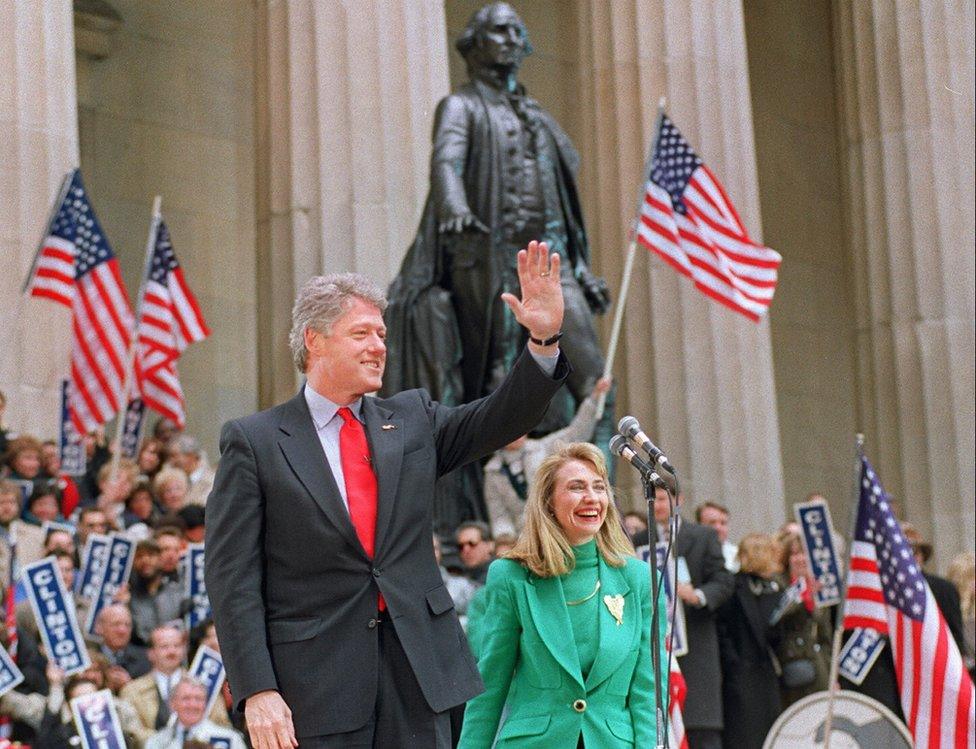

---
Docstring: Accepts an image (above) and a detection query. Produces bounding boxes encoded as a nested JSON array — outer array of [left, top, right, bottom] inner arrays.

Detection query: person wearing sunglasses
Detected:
[[456, 522, 495, 586]]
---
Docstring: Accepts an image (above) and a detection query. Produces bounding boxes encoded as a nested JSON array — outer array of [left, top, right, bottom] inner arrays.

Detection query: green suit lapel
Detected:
[[585, 558, 639, 691], [525, 574, 584, 688]]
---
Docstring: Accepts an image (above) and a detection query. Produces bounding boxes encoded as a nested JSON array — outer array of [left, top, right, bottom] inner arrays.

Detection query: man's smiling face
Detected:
[[305, 297, 387, 405]]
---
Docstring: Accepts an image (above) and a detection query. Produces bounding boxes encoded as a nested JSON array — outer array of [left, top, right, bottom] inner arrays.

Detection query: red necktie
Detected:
[[337, 407, 383, 610]]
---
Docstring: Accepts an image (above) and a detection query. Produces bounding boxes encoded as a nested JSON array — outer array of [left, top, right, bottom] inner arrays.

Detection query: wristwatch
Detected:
[[528, 331, 563, 347]]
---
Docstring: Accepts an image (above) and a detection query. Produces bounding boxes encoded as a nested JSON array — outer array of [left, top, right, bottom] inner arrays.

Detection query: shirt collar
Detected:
[[303, 383, 363, 431]]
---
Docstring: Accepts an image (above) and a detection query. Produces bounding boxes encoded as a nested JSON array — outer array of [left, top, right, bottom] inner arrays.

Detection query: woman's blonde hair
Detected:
[[506, 442, 634, 578], [738, 533, 781, 578], [152, 466, 188, 497], [947, 551, 975, 620]]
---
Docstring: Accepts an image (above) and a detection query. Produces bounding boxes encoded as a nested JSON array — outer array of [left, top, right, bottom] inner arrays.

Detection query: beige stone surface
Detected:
[[0, 1, 78, 442], [833, 0, 975, 567], [254, 0, 450, 406], [743, 0, 859, 521], [74, 0, 257, 455]]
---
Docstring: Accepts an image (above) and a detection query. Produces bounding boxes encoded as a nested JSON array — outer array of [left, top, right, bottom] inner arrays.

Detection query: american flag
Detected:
[[636, 113, 782, 321], [135, 219, 209, 427], [667, 656, 687, 749], [843, 454, 975, 747], [26, 170, 134, 433]]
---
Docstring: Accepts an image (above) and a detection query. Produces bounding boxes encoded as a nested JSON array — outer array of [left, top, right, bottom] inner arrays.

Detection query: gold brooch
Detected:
[[603, 594, 625, 626]]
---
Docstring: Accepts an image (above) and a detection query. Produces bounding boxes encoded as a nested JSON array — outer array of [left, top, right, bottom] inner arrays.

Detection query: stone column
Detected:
[[0, 1, 79, 440], [575, 0, 786, 527], [834, 0, 975, 565], [255, 0, 450, 406]]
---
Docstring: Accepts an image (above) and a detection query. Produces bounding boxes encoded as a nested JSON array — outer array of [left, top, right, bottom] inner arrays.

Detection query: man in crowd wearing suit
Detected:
[[146, 678, 246, 749], [634, 487, 734, 749], [205, 241, 568, 748], [120, 623, 230, 743], [93, 603, 150, 691]]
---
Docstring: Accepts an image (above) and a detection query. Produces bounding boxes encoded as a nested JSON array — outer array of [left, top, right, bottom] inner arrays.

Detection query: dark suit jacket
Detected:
[[104, 643, 151, 679], [717, 573, 783, 748], [205, 348, 568, 738], [636, 520, 734, 730]]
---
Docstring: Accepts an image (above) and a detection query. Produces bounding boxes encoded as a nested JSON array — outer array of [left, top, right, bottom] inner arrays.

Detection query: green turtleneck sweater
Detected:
[[560, 538, 600, 678]]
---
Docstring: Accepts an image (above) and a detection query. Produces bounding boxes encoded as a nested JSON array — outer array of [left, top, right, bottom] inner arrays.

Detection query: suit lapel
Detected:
[[525, 575, 583, 687], [276, 391, 366, 557], [360, 397, 402, 556], [585, 558, 638, 690]]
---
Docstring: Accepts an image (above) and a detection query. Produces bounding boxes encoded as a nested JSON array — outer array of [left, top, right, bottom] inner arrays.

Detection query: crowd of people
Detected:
[[0, 389, 247, 748]]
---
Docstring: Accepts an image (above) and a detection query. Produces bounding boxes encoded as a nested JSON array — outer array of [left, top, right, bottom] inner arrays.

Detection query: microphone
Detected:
[[608, 435, 665, 488], [617, 416, 676, 475]]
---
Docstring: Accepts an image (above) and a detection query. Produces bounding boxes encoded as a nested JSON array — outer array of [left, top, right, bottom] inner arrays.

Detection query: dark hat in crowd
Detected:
[[178, 504, 205, 530]]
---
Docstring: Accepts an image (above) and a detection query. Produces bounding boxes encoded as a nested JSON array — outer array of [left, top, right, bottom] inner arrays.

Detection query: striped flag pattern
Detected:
[[26, 170, 135, 433], [667, 655, 688, 749], [136, 219, 209, 427], [843, 454, 975, 748], [637, 113, 782, 321]]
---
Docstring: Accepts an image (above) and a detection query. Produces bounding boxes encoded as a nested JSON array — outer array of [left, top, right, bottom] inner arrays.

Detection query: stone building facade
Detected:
[[2, 0, 972, 566]]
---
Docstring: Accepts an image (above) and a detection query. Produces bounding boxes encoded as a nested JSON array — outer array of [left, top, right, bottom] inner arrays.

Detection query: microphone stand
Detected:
[[644, 471, 668, 749]]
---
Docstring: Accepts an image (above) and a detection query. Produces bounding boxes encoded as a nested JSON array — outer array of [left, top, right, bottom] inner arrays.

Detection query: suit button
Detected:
[[372, 568, 382, 577], [572, 699, 586, 713], [367, 618, 378, 629]]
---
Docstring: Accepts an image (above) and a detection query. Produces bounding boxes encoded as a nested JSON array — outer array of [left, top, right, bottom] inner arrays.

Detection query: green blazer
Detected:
[[458, 554, 665, 748]]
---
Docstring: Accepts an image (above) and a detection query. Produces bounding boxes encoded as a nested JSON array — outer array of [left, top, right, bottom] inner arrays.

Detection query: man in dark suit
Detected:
[[93, 603, 151, 690], [205, 241, 568, 748], [633, 487, 734, 749]]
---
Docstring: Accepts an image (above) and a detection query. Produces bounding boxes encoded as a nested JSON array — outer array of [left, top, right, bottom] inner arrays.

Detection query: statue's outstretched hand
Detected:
[[502, 241, 565, 352], [439, 210, 489, 235]]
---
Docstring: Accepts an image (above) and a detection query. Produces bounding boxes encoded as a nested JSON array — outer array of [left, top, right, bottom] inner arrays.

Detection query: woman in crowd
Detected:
[[459, 442, 661, 748], [773, 528, 833, 707], [23, 486, 64, 526], [3, 435, 48, 495], [39, 439, 81, 518], [136, 437, 165, 481], [947, 551, 976, 681], [121, 479, 159, 531], [153, 466, 188, 513], [94, 459, 139, 527], [717, 532, 783, 749]]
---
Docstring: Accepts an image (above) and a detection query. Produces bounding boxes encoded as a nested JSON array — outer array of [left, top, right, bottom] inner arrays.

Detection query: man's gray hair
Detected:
[[170, 434, 201, 456], [289, 273, 388, 372], [171, 675, 208, 701]]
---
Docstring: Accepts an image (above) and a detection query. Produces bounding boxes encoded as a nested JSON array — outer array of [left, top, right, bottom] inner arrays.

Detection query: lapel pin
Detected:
[[381, 424, 397, 430], [603, 594, 625, 626]]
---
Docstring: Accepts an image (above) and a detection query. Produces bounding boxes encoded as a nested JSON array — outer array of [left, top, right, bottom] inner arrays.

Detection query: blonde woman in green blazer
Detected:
[[459, 442, 664, 748]]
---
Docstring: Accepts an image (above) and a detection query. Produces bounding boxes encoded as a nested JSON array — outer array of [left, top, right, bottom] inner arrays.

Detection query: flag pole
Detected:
[[822, 432, 866, 748], [21, 169, 76, 294], [108, 195, 162, 481], [596, 97, 667, 419]]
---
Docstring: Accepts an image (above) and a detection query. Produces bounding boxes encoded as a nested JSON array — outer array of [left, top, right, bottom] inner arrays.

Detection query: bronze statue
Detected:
[[384, 2, 614, 530]]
